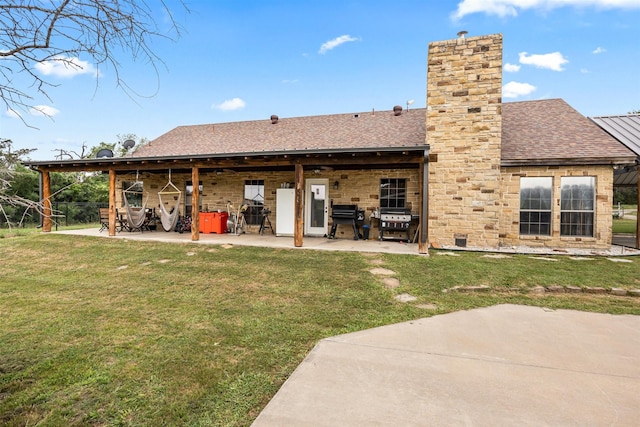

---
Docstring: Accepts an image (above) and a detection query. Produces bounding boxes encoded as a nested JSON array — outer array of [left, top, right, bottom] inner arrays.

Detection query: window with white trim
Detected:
[[560, 176, 595, 237], [244, 180, 264, 225], [185, 181, 203, 217], [380, 178, 406, 209], [519, 177, 552, 236]]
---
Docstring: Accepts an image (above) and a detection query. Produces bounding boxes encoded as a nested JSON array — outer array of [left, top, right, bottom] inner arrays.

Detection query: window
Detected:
[[519, 177, 552, 236], [560, 177, 595, 237], [185, 181, 203, 217], [380, 178, 406, 209], [243, 180, 264, 225], [122, 181, 143, 207]]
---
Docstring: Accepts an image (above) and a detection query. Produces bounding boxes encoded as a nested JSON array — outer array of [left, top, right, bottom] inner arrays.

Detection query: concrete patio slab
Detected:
[[53, 227, 640, 256], [252, 304, 640, 426], [53, 227, 425, 255]]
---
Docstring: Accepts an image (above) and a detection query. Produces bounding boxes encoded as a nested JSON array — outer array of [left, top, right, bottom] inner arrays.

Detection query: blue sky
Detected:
[[3, 0, 640, 160]]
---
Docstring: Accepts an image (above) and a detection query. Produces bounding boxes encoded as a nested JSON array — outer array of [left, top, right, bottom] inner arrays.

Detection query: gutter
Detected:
[[501, 157, 638, 167], [23, 145, 431, 169]]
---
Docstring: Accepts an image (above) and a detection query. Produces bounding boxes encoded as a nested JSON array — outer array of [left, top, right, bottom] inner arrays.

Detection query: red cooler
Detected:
[[200, 212, 215, 233], [212, 212, 229, 234]]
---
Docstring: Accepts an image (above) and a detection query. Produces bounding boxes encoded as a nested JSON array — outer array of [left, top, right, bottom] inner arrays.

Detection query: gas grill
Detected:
[[328, 204, 364, 240], [379, 208, 412, 241]]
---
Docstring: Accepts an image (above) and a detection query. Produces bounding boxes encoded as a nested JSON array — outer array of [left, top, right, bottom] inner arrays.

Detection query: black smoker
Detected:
[[328, 204, 364, 240], [379, 207, 412, 241]]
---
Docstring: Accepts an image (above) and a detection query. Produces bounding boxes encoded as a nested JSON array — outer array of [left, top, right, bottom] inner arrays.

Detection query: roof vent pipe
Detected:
[[270, 114, 279, 124], [393, 105, 403, 116], [457, 30, 468, 39]]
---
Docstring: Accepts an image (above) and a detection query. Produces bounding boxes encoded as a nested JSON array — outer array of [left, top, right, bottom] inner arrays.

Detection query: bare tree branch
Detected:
[[0, 0, 188, 121]]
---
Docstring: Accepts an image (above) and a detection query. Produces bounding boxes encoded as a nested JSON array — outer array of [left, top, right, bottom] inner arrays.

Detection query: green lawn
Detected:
[[612, 204, 637, 233], [1, 234, 639, 426], [613, 218, 637, 234]]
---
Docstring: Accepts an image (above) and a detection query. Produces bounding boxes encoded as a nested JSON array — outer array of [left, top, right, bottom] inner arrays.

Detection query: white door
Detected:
[[305, 179, 329, 236]]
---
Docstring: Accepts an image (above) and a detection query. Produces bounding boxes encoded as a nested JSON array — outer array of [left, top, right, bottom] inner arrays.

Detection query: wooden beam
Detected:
[[29, 151, 425, 173], [294, 163, 304, 247], [109, 170, 117, 236], [42, 170, 51, 233], [191, 167, 200, 241]]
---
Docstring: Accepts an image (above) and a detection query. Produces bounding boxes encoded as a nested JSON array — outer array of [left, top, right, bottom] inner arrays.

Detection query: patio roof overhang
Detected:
[[500, 156, 638, 168], [24, 145, 431, 174]]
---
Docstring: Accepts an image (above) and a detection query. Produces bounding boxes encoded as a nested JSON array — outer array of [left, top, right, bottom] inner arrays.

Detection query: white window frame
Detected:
[[560, 176, 595, 237], [519, 177, 553, 236]]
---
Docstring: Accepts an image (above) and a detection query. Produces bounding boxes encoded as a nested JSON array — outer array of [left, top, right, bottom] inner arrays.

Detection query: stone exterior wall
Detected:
[[116, 168, 420, 238], [426, 33, 503, 249], [499, 165, 615, 249]]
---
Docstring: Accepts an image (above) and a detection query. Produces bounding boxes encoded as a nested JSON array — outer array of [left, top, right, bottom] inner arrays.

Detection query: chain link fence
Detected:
[[0, 201, 109, 230]]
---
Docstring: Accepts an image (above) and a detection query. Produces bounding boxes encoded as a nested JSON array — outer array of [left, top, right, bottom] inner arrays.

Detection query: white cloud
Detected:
[[519, 51, 568, 71], [29, 105, 60, 117], [504, 63, 521, 72], [580, 68, 590, 73], [5, 109, 20, 119], [35, 56, 96, 78], [212, 98, 246, 111], [452, 0, 640, 20], [592, 46, 606, 54], [503, 81, 536, 98], [319, 35, 359, 54]]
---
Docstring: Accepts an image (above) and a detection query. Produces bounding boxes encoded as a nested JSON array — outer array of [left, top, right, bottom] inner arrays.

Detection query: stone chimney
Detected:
[[426, 33, 503, 248]]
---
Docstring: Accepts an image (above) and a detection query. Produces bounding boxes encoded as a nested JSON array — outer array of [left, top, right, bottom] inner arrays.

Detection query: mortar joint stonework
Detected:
[[427, 33, 503, 249]]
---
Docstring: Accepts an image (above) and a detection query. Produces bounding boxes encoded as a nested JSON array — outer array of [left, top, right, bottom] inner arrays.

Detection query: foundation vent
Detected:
[[454, 234, 468, 247]]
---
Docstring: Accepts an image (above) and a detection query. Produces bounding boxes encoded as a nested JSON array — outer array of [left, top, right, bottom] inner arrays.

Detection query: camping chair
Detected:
[[158, 171, 182, 232], [98, 208, 109, 232]]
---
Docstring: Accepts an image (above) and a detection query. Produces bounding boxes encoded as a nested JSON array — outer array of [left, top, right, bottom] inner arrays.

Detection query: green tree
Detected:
[[0, 138, 39, 227]]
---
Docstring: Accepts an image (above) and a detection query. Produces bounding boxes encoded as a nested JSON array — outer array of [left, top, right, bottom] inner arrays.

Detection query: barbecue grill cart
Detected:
[[378, 208, 412, 241], [328, 205, 364, 240]]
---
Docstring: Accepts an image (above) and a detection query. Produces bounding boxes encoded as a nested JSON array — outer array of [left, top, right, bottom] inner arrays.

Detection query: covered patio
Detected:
[[26, 145, 431, 254]]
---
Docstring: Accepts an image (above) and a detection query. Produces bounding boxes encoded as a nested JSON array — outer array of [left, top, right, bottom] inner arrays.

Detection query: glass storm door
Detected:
[[305, 179, 329, 236]]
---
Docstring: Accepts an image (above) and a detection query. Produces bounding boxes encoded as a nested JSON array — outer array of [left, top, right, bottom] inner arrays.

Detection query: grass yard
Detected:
[[612, 204, 638, 234], [613, 218, 638, 234], [1, 234, 639, 426]]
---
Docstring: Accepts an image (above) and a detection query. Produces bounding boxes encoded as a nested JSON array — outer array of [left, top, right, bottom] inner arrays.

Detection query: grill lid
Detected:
[[380, 207, 411, 215]]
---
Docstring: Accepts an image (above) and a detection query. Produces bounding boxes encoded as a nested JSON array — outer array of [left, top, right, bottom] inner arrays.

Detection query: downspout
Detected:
[[419, 147, 430, 254]]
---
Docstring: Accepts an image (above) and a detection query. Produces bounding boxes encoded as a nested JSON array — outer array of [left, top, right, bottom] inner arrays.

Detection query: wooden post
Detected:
[[42, 170, 52, 233], [191, 167, 200, 241], [109, 169, 117, 236], [294, 163, 304, 247], [418, 149, 429, 254]]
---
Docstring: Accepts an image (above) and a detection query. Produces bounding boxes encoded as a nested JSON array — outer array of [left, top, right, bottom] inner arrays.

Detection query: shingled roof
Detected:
[[132, 99, 635, 166], [133, 108, 428, 158], [501, 99, 635, 165]]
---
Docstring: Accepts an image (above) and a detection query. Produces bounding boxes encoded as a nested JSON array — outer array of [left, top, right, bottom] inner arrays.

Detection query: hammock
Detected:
[[158, 178, 182, 232], [122, 181, 148, 231]]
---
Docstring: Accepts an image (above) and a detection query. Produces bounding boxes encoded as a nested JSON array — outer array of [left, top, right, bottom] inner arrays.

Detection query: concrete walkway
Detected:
[[252, 304, 640, 426]]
